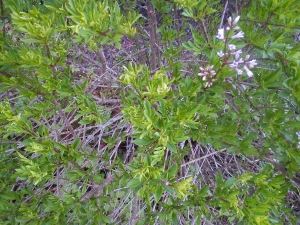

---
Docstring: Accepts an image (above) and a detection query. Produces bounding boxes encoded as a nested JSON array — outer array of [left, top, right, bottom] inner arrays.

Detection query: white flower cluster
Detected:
[[228, 53, 257, 77], [216, 16, 257, 77], [198, 65, 217, 88], [297, 132, 300, 148]]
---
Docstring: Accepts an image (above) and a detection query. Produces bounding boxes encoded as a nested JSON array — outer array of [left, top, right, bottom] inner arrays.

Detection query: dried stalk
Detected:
[[130, 195, 139, 225], [92, 95, 120, 105], [200, 19, 210, 43], [80, 174, 115, 202], [173, 4, 182, 46], [146, 1, 160, 70], [181, 148, 227, 167], [219, 0, 229, 29], [95, 48, 107, 74], [134, 33, 147, 65]]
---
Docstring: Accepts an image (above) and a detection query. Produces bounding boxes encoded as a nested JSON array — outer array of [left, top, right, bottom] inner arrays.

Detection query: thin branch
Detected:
[[173, 4, 182, 46], [219, 0, 228, 29], [181, 148, 227, 167], [92, 95, 120, 105], [95, 48, 107, 74], [130, 195, 139, 225], [200, 19, 210, 43], [80, 174, 115, 202], [146, 1, 160, 70], [265, 157, 300, 189]]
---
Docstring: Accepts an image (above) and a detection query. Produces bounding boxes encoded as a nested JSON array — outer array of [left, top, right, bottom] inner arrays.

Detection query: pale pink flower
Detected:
[[198, 66, 217, 87], [236, 68, 243, 75], [244, 66, 253, 77], [228, 44, 236, 50], [227, 16, 241, 30], [229, 61, 239, 68], [233, 16, 240, 25], [227, 17, 232, 25], [215, 16, 258, 77], [232, 49, 243, 59], [248, 59, 257, 68], [216, 28, 225, 40], [217, 50, 224, 57], [231, 31, 244, 39]]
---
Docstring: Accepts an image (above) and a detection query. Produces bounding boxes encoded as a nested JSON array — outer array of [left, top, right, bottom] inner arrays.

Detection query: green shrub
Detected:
[[0, 0, 300, 224]]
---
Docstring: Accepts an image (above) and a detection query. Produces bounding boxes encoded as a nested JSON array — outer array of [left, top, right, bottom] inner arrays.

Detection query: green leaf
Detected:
[[171, 211, 178, 224], [72, 138, 81, 150], [102, 215, 111, 223], [119, 174, 129, 185], [54, 142, 68, 152], [167, 164, 178, 178], [173, 136, 189, 142], [143, 99, 151, 114], [224, 177, 235, 188], [215, 173, 223, 185], [154, 185, 163, 202], [198, 185, 210, 197], [37, 125, 48, 137], [145, 154, 151, 166], [164, 185, 175, 194], [167, 142, 177, 152], [127, 179, 141, 188], [133, 139, 154, 146]]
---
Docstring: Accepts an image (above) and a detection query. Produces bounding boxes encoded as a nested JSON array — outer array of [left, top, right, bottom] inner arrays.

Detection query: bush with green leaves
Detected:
[[0, 0, 300, 224]]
